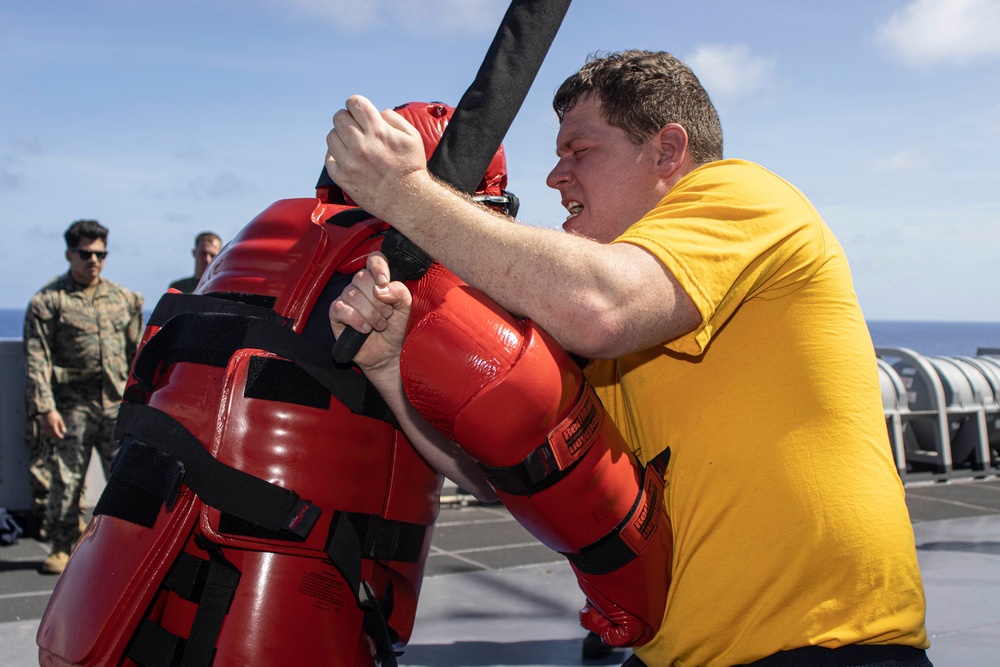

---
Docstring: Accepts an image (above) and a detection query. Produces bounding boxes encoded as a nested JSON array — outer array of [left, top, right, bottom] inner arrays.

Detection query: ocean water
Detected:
[[2, 307, 999, 358]]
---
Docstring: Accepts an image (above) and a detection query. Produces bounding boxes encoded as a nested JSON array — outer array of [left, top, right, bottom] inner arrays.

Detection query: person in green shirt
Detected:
[[168, 231, 222, 293]]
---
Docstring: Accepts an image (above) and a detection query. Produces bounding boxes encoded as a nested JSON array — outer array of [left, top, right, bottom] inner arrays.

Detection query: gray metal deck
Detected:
[[3, 479, 1000, 666]]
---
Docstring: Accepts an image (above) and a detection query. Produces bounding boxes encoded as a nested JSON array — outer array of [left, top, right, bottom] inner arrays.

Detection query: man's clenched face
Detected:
[[546, 96, 665, 243]]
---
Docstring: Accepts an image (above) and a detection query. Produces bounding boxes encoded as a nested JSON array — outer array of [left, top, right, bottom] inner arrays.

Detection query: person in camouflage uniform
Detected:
[[23, 219, 144, 575], [167, 230, 222, 293], [22, 413, 51, 538]]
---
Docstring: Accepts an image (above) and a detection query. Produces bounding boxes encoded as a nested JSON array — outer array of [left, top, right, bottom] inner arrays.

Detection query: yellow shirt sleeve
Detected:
[[616, 159, 828, 356]]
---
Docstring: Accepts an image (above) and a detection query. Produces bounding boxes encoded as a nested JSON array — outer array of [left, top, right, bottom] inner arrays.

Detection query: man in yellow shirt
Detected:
[[325, 50, 930, 666]]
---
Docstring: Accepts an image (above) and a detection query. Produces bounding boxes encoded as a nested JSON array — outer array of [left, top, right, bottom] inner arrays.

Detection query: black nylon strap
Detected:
[[563, 447, 671, 576], [180, 541, 242, 667], [358, 581, 399, 667], [163, 552, 211, 602], [323, 206, 373, 228], [327, 512, 365, 598], [95, 437, 185, 527], [323, 511, 429, 596], [479, 443, 574, 497], [243, 356, 331, 409], [148, 291, 281, 328], [338, 512, 428, 564], [113, 402, 321, 539], [563, 484, 646, 575], [132, 309, 394, 424], [325, 513, 421, 666], [480, 383, 600, 497], [127, 619, 186, 667]]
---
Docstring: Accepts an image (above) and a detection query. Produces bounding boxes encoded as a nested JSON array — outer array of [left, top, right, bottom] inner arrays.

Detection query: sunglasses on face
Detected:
[[70, 248, 108, 261]]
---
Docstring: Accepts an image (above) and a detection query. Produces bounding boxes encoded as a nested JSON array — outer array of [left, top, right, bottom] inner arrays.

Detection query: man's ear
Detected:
[[65, 249, 72, 263], [654, 123, 689, 177]]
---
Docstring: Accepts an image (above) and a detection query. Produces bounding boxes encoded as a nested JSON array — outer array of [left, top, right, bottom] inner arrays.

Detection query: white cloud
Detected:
[[282, 0, 504, 33], [869, 149, 930, 173], [877, 0, 1000, 66], [685, 44, 774, 101]]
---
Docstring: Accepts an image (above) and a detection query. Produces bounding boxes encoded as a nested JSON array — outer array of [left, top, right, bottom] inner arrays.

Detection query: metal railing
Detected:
[[877, 347, 1000, 483], [3, 338, 998, 512]]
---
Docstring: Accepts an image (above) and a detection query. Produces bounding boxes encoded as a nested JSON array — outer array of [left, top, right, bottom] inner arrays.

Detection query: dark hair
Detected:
[[64, 219, 109, 248], [194, 231, 222, 246], [553, 50, 723, 164]]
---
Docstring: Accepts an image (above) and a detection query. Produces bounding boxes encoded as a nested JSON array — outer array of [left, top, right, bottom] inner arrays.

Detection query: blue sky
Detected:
[[2, 0, 999, 320]]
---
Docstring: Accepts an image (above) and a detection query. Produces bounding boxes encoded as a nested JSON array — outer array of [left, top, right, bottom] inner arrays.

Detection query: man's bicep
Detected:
[[602, 242, 702, 355]]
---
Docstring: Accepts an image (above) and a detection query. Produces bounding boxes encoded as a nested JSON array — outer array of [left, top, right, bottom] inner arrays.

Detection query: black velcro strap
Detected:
[[324, 207, 373, 228], [148, 292, 280, 328], [324, 513, 398, 667], [358, 581, 400, 667], [326, 512, 365, 598], [127, 619, 186, 667], [563, 447, 671, 576], [216, 511, 306, 543], [341, 512, 428, 564], [179, 540, 242, 667], [563, 518, 642, 576], [132, 310, 394, 424], [162, 552, 211, 602], [114, 402, 321, 539], [480, 383, 603, 496], [324, 512, 424, 666], [244, 356, 330, 409], [95, 437, 185, 527]]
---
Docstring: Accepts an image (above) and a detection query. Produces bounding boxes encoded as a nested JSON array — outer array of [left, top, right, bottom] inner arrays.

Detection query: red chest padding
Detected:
[[38, 200, 441, 667], [400, 264, 672, 648]]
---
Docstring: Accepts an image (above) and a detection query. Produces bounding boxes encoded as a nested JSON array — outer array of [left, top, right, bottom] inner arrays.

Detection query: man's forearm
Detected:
[[364, 363, 497, 503], [377, 173, 694, 358], [378, 175, 600, 340]]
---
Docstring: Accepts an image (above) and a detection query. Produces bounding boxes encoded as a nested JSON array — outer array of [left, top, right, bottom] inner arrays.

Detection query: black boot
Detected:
[[582, 631, 615, 660]]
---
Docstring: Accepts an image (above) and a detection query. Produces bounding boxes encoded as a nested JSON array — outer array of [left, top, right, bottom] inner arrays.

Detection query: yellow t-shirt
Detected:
[[585, 159, 928, 666]]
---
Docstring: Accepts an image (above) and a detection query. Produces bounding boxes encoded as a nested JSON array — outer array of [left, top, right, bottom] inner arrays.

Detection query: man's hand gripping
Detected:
[[328, 252, 412, 376], [325, 95, 429, 221]]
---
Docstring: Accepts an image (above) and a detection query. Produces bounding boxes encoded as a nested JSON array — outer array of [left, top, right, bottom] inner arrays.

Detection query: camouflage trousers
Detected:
[[23, 416, 51, 523], [45, 395, 120, 553]]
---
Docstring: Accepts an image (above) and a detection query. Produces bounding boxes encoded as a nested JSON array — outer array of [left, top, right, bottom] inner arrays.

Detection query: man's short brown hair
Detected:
[[553, 50, 723, 165], [194, 231, 222, 247]]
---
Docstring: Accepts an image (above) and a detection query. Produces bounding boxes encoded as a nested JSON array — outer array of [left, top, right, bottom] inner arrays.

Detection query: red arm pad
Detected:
[[400, 264, 672, 647]]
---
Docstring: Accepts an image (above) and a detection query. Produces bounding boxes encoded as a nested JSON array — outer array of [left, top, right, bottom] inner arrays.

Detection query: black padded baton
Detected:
[[331, 0, 572, 364]]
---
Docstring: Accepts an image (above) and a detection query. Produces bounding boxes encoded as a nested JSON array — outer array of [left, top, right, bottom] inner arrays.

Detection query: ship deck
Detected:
[[3, 478, 1000, 666]]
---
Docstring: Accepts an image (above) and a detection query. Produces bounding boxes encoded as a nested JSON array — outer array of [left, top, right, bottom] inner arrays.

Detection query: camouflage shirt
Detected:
[[23, 273, 144, 415]]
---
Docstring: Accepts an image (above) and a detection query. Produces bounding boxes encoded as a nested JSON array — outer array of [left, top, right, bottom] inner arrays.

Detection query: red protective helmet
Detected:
[[393, 102, 509, 198], [322, 101, 517, 217]]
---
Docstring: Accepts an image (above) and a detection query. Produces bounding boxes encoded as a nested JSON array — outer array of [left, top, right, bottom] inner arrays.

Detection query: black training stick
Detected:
[[331, 0, 572, 364]]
